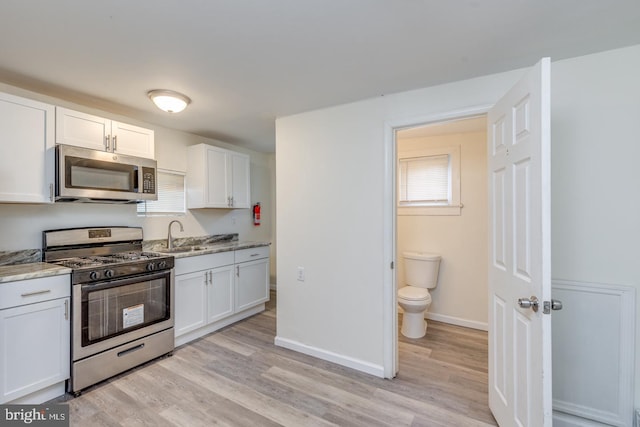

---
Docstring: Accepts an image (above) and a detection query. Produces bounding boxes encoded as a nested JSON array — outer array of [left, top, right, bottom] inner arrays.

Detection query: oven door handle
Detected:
[[80, 270, 171, 292], [117, 343, 145, 358]]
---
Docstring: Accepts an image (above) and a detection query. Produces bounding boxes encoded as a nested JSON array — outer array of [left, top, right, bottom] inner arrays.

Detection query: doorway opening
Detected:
[[389, 113, 495, 424]]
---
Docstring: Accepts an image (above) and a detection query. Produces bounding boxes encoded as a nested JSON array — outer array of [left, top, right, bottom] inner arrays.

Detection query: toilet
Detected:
[[398, 251, 441, 338]]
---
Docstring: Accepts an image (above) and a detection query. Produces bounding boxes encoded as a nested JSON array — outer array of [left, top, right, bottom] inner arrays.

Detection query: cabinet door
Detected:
[[112, 121, 155, 159], [236, 258, 270, 312], [0, 298, 70, 403], [174, 271, 208, 337], [207, 265, 235, 323], [0, 93, 54, 203], [55, 107, 110, 151], [205, 147, 232, 207], [230, 152, 251, 208]]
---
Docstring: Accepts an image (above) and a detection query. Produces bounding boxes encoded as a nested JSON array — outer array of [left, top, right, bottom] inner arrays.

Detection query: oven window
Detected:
[[66, 156, 137, 192], [82, 275, 169, 346]]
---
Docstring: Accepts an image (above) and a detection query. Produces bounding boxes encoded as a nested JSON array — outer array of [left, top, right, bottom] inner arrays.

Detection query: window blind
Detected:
[[399, 154, 449, 205], [137, 170, 185, 215]]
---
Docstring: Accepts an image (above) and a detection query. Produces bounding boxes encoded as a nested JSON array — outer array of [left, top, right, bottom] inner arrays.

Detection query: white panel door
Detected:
[[55, 107, 109, 151], [206, 147, 231, 207], [230, 152, 251, 208], [236, 258, 270, 312], [112, 121, 155, 159], [174, 271, 208, 337], [0, 298, 70, 403], [0, 92, 54, 203], [488, 58, 552, 426], [207, 265, 235, 323]]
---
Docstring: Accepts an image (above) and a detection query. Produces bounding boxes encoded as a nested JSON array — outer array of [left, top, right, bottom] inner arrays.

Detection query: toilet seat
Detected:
[[398, 286, 431, 303]]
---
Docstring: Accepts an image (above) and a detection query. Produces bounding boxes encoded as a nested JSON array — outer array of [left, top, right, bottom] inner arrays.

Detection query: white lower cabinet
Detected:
[[235, 248, 270, 312], [174, 264, 234, 337], [0, 275, 70, 404], [174, 247, 269, 346]]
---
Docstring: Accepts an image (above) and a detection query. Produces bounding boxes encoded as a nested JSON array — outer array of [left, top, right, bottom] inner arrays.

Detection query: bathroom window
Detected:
[[397, 146, 461, 216], [137, 169, 186, 216]]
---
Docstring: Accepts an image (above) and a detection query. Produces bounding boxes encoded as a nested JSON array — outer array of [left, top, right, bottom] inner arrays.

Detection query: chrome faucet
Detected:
[[167, 220, 184, 250]]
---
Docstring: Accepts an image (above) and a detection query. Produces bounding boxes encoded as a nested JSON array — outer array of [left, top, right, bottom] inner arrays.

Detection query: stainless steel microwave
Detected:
[[55, 144, 158, 203]]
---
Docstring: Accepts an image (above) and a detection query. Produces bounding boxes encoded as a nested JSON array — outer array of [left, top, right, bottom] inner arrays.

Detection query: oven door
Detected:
[[72, 270, 174, 361]]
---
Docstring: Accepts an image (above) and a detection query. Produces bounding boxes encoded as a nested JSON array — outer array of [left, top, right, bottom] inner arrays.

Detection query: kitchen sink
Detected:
[[158, 246, 207, 253]]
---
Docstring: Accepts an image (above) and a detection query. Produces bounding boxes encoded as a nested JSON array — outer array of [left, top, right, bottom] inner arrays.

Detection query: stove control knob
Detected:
[[89, 271, 100, 281], [146, 262, 156, 271], [104, 269, 114, 278], [158, 261, 167, 270]]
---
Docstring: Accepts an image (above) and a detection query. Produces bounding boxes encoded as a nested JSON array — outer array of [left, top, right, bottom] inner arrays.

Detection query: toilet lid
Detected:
[[398, 286, 431, 302]]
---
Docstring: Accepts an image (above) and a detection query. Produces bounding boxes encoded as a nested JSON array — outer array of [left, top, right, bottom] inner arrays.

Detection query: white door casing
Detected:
[[488, 58, 552, 426]]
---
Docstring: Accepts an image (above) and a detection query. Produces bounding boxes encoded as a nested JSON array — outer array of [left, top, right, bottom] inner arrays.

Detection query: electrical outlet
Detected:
[[296, 267, 305, 282]]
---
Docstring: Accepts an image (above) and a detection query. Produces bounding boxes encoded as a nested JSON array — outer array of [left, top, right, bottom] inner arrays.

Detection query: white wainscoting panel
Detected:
[[552, 280, 636, 427]]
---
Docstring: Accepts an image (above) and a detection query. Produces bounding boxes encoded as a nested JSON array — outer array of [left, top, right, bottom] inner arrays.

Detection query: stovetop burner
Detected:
[[43, 227, 176, 284], [106, 251, 164, 261], [54, 257, 119, 269], [53, 252, 165, 269]]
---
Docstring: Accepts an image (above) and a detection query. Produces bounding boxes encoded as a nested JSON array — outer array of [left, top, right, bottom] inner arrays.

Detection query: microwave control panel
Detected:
[[141, 167, 156, 194]]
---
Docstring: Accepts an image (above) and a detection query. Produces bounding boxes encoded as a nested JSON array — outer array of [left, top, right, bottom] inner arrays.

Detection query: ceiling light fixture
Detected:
[[147, 90, 191, 113]]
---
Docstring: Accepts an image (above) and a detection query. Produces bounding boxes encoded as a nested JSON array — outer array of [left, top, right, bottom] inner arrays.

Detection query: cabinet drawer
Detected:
[[235, 246, 270, 263], [174, 251, 235, 276], [0, 275, 70, 310]]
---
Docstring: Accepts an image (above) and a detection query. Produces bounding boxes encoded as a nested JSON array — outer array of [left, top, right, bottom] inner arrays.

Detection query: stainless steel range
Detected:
[[43, 226, 174, 396]]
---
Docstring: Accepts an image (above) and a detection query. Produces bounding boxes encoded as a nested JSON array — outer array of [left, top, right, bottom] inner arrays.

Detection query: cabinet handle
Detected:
[[250, 253, 260, 257], [236, 265, 240, 277], [64, 300, 69, 320], [49, 183, 54, 202], [21, 289, 51, 298], [208, 271, 212, 284], [105, 135, 111, 151], [113, 135, 118, 151], [231, 196, 234, 207], [204, 272, 208, 285]]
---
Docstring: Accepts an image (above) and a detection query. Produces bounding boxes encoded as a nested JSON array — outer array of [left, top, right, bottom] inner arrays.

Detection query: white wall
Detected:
[[397, 130, 488, 330], [277, 44, 640, 411], [0, 82, 277, 282], [276, 70, 523, 373], [551, 45, 640, 413]]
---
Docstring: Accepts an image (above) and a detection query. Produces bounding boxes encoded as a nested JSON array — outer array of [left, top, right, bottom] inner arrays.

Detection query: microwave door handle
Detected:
[[133, 166, 139, 193]]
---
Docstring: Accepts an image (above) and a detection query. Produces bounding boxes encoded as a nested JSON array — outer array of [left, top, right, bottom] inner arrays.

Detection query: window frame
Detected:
[[136, 169, 186, 217], [397, 145, 461, 216]]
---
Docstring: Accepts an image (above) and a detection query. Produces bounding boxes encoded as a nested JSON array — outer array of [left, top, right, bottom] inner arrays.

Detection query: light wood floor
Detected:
[[61, 292, 497, 426]]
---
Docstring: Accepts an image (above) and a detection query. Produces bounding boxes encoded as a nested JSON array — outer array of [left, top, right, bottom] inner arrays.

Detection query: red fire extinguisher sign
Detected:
[[253, 203, 261, 226]]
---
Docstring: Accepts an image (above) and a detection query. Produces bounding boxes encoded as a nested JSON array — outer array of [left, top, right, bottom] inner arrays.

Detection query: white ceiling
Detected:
[[1, 1, 639, 153]]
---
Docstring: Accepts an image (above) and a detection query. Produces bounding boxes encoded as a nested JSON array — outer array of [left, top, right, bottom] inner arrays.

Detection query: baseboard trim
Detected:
[[8, 382, 66, 404], [425, 312, 488, 331], [274, 336, 385, 378]]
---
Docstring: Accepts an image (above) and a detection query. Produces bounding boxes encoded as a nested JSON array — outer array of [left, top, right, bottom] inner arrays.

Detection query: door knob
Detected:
[[518, 296, 539, 312], [543, 299, 563, 314]]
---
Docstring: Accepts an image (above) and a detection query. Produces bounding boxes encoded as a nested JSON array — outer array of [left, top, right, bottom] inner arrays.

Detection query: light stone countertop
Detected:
[[151, 241, 271, 259], [0, 263, 72, 283]]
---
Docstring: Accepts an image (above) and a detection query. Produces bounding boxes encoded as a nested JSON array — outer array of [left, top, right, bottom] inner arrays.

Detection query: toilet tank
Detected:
[[403, 252, 441, 289]]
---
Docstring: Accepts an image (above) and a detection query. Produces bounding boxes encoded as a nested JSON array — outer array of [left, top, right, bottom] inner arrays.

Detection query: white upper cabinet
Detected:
[[0, 92, 55, 203], [187, 143, 251, 209], [56, 107, 155, 159]]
